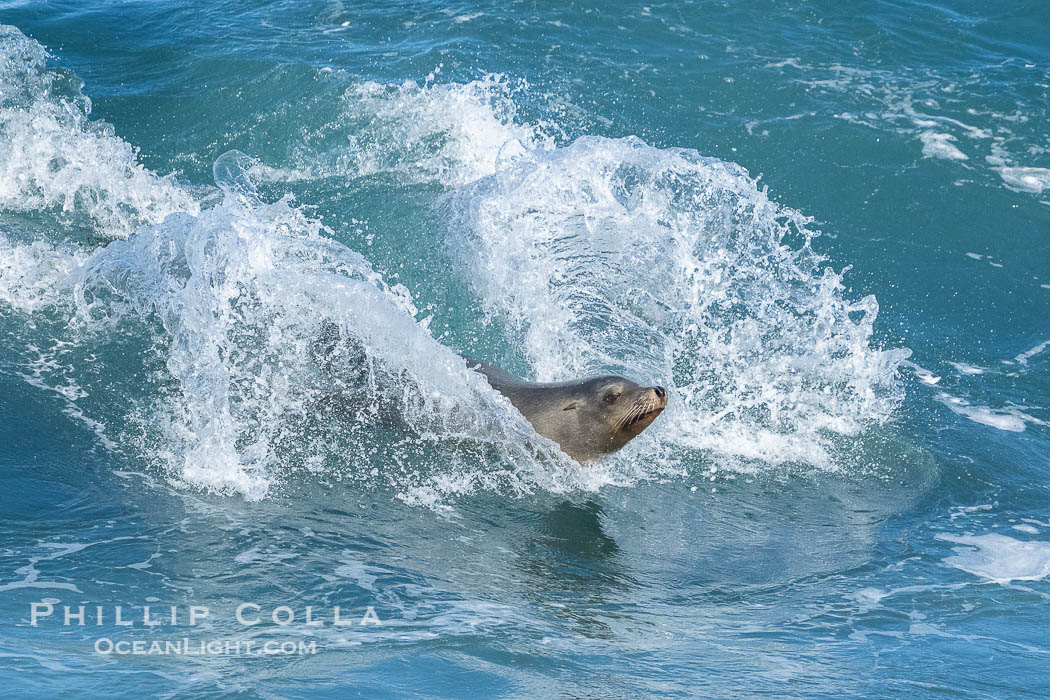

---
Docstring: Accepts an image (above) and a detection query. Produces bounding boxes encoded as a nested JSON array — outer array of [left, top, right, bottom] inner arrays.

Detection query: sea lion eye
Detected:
[[604, 391, 622, 403]]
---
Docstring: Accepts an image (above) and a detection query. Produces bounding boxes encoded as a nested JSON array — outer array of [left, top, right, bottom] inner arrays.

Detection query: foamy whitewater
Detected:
[[1, 3, 1048, 696]]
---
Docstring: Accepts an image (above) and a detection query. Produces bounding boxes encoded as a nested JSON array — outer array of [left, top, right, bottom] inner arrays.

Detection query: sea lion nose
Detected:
[[653, 386, 667, 400]]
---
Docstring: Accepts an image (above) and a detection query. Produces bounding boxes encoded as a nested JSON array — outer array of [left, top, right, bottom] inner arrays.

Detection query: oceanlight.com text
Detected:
[[93, 638, 319, 656]]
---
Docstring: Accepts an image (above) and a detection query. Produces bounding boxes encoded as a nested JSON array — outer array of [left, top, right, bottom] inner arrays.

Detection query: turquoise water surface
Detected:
[[1, 1, 1049, 697]]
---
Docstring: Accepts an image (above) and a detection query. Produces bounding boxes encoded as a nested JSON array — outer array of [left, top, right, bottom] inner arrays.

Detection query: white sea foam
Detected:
[[850, 582, 968, 614], [997, 166, 1050, 194], [919, 132, 968, 161], [949, 503, 995, 520], [900, 360, 940, 385], [936, 393, 1032, 432], [796, 61, 1049, 194], [764, 58, 808, 70], [1015, 338, 1050, 366], [937, 533, 1050, 584]]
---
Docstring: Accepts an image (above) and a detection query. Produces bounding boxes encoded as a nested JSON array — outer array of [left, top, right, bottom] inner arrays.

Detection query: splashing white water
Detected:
[[263, 74, 556, 187], [0, 27, 575, 502], [276, 76, 909, 474], [68, 172, 572, 500], [0, 26, 197, 239], [448, 135, 908, 473], [0, 233, 88, 313]]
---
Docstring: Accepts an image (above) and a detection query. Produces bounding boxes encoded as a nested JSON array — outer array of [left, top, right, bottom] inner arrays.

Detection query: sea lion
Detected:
[[462, 356, 668, 462], [312, 321, 667, 460]]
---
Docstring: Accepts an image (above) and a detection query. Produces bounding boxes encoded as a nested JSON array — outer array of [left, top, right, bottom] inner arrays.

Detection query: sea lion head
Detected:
[[459, 354, 669, 462], [563, 375, 669, 460]]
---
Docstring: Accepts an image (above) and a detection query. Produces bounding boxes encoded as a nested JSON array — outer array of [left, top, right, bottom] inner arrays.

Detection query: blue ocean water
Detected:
[[1, 0, 1048, 696]]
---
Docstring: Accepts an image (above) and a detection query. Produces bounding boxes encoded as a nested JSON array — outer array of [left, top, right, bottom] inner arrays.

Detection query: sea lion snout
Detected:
[[614, 383, 668, 438], [633, 385, 669, 413]]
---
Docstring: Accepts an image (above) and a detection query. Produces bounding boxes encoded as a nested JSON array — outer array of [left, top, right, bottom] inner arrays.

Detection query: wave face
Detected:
[[0, 25, 906, 504]]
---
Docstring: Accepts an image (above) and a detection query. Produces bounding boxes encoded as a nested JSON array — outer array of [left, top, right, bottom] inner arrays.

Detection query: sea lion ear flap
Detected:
[[562, 401, 579, 411]]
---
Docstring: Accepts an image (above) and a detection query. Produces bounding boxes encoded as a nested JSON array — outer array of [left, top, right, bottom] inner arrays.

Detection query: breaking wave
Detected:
[[0, 25, 908, 503]]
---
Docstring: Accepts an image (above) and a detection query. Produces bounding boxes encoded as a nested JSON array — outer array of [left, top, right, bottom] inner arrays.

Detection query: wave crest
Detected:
[[0, 25, 196, 239], [451, 135, 908, 471]]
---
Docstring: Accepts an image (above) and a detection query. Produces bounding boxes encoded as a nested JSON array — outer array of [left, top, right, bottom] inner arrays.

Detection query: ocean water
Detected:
[[0, 0, 1048, 696]]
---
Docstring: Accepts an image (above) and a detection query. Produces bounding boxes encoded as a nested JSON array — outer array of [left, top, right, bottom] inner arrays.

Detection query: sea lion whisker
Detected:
[[615, 404, 638, 431], [624, 394, 662, 428], [621, 398, 650, 429]]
